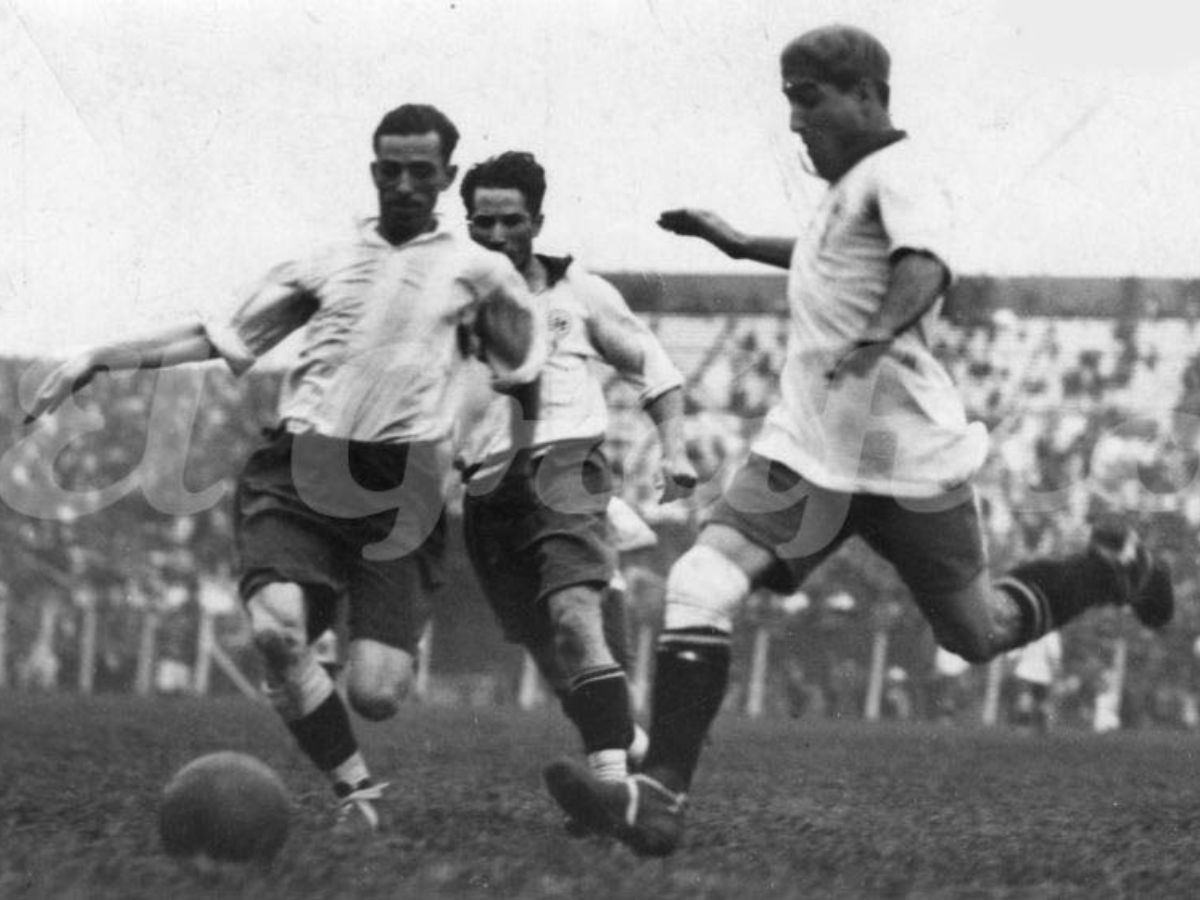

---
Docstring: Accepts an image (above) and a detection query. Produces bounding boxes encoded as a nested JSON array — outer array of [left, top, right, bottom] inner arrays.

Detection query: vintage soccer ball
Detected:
[[159, 751, 292, 865]]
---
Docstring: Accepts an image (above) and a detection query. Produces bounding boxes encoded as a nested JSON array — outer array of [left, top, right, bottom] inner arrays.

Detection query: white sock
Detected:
[[331, 752, 370, 791], [628, 723, 649, 768], [588, 748, 628, 782], [263, 649, 334, 722]]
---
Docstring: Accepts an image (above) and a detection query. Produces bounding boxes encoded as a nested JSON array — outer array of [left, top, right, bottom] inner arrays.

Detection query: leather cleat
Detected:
[[544, 758, 685, 857], [1089, 522, 1174, 629]]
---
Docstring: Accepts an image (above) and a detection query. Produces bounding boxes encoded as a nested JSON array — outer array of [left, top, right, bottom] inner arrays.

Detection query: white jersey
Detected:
[[455, 256, 682, 479], [206, 219, 545, 445], [753, 138, 989, 497]]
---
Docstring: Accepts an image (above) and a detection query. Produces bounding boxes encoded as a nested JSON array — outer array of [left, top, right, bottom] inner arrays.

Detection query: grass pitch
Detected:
[[2, 692, 1199, 899]]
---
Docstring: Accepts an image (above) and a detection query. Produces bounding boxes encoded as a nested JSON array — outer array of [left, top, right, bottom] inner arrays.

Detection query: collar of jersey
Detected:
[[359, 216, 453, 249], [827, 129, 908, 184], [537, 254, 574, 288]]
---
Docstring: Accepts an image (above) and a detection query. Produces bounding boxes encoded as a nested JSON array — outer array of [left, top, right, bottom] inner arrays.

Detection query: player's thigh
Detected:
[[235, 442, 346, 640], [908, 570, 1008, 663], [704, 453, 854, 591], [462, 494, 551, 646], [344, 550, 431, 652], [530, 439, 612, 516], [859, 492, 1001, 661], [342, 514, 433, 713]]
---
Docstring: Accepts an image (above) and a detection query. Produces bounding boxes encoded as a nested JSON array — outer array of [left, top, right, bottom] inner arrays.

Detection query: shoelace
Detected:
[[337, 781, 389, 830], [626, 775, 686, 826]]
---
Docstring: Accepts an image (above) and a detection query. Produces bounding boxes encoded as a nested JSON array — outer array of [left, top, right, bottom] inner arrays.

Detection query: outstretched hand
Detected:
[[22, 357, 98, 425], [657, 209, 740, 254]]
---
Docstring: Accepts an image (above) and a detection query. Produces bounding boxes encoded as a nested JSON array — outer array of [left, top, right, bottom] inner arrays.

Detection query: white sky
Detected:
[[3, 0, 1200, 354]]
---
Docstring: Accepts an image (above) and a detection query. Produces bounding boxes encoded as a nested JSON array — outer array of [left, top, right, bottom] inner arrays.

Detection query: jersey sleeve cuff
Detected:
[[637, 376, 685, 409], [204, 321, 257, 377]]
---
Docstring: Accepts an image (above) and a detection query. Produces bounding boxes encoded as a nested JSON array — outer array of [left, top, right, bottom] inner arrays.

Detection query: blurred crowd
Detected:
[[3, 308, 1200, 730]]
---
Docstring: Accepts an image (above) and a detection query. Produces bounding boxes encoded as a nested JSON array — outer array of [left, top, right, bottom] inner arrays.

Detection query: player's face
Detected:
[[467, 188, 542, 273], [782, 70, 873, 181], [371, 132, 457, 243]]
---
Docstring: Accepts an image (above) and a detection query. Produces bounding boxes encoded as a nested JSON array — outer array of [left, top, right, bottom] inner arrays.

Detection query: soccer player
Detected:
[[24, 104, 546, 832], [542, 25, 1174, 856], [455, 151, 695, 795]]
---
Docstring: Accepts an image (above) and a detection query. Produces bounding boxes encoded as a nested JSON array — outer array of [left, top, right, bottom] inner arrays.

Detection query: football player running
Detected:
[[542, 25, 1173, 856], [455, 151, 695, 815], [25, 104, 546, 834]]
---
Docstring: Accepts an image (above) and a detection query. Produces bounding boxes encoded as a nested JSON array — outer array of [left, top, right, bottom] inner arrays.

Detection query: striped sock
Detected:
[[563, 664, 634, 763], [268, 653, 363, 778]]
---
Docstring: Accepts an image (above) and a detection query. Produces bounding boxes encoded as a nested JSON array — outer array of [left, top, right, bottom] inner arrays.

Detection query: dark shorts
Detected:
[[462, 440, 615, 647], [234, 429, 447, 653], [707, 453, 986, 597]]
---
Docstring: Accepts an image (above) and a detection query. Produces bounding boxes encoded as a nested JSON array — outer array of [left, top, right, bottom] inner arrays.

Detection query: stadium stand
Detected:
[[4, 277, 1200, 728]]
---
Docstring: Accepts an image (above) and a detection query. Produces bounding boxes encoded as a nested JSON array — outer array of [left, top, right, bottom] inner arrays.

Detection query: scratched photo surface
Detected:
[[4, 2, 1200, 898]]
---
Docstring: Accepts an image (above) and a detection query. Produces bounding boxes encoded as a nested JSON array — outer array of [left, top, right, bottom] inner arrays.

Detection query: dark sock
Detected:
[[287, 692, 359, 772], [644, 627, 732, 794], [999, 552, 1122, 642], [562, 664, 634, 753]]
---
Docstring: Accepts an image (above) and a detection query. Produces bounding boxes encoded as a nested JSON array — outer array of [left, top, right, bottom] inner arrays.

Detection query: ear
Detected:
[[441, 163, 459, 190], [531, 213, 545, 238], [369, 160, 384, 188]]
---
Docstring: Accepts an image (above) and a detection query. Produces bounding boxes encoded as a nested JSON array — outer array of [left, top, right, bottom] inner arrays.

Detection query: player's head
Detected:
[[460, 151, 546, 272], [779, 25, 893, 181], [371, 104, 460, 244]]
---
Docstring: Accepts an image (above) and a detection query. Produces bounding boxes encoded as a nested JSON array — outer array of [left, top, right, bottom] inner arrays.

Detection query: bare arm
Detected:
[[584, 277, 697, 503], [826, 250, 950, 381], [25, 271, 320, 423], [23, 322, 218, 423], [643, 386, 697, 503], [658, 208, 796, 270]]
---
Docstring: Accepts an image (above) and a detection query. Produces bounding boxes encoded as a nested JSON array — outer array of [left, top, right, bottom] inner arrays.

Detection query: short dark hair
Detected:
[[781, 25, 891, 107], [373, 104, 460, 162], [460, 151, 547, 217]]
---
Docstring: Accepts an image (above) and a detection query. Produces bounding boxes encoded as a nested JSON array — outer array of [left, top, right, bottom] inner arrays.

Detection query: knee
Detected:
[[345, 644, 414, 721], [934, 629, 999, 665], [663, 545, 750, 633], [247, 583, 307, 673], [348, 685, 405, 722]]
